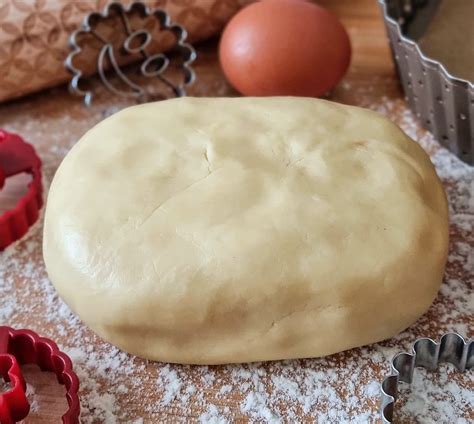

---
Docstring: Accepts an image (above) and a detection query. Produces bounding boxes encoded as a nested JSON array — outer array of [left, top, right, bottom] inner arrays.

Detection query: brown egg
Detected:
[[219, 0, 351, 97]]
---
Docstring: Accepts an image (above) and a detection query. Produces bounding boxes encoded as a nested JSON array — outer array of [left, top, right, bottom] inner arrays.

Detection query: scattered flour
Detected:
[[158, 365, 184, 405], [199, 404, 229, 424], [26, 383, 40, 413]]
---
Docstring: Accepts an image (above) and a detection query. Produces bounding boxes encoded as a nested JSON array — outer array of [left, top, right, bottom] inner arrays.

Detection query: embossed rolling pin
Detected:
[[0, 0, 250, 103]]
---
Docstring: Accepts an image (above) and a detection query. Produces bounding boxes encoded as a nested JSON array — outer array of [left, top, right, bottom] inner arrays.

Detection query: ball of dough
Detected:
[[43, 97, 448, 364]]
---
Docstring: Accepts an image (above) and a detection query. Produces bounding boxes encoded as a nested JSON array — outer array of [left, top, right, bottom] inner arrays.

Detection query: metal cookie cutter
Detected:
[[65, 1, 197, 106], [0, 326, 80, 424], [380, 333, 473, 423], [0, 130, 43, 251]]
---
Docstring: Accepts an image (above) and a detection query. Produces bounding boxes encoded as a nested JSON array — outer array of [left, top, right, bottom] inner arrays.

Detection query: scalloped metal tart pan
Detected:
[[379, 0, 473, 165]]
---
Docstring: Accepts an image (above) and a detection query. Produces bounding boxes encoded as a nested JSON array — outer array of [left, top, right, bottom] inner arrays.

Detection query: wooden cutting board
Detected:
[[0, 0, 472, 422]]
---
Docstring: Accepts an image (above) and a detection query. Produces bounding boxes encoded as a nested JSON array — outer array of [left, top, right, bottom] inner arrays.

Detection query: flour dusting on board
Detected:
[[0, 94, 472, 422]]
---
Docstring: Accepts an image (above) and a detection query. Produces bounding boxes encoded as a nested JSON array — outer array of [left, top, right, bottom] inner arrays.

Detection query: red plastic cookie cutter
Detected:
[[0, 129, 43, 251], [0, 326, 80, 423]]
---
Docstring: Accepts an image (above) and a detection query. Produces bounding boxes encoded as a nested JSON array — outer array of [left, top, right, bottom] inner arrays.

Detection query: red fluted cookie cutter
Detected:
[[0, 327, 80, 423], [0, 130, 42, 251]]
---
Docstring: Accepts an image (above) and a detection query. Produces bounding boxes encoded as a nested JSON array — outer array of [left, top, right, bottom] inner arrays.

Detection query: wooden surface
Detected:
[[0, 0, 472, 423]]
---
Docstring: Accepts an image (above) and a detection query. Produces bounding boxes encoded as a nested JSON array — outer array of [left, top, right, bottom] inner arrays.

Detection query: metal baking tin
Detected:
[[379, 0, 473, 165], [380, 333, 473, 423]]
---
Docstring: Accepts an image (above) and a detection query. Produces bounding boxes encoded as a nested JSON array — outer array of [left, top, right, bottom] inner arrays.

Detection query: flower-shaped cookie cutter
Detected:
[[65, 1, 197, 106], [0, 130, 42, 251], [0, 326, 80, 423], [380, 333, 473, 423]]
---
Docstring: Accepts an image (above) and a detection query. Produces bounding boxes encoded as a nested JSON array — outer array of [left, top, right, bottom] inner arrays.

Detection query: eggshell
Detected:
[[219, 0, 351, 97]]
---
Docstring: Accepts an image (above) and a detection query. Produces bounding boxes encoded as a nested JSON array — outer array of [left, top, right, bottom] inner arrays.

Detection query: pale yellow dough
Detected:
[[43, 97, 449, 364]]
